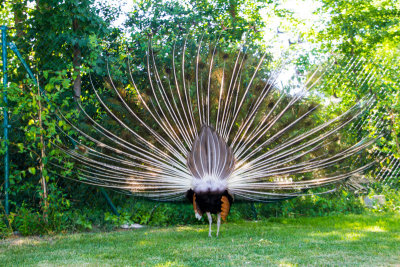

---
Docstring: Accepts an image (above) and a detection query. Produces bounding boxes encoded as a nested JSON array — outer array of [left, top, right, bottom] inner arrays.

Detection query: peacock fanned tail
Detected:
[[53, 35, 387, 203]]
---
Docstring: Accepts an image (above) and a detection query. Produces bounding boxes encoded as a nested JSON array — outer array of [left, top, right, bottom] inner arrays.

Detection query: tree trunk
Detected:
[[73, 18, 81, 101], [13, 0, 27, 38], [37, 82, 48, 222], [228, 0, 237, 19]]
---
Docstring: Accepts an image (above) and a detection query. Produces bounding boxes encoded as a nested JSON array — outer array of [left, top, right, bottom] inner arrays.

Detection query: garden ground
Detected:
[[1, 214, 399, 266]]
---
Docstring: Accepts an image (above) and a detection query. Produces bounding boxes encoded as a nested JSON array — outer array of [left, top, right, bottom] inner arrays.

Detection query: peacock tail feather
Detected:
[[52, 35, 388, 202]]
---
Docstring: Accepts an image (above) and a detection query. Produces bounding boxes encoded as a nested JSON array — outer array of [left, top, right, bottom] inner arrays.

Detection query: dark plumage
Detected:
[[186, 125, 235, 236], [186, 189, 233, 236]]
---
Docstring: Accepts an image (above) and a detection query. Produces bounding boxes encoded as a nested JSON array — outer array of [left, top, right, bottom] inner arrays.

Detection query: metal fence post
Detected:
[[1, 25, 9, 215]]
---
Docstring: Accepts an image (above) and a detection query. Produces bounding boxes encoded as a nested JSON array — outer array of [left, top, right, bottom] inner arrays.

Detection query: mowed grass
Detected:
[[1, 214, 399, 266]]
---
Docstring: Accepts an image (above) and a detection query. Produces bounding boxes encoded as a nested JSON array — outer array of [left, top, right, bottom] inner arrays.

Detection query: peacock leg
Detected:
[[216, 213, 221, 237], [207, 212, 212, 237]]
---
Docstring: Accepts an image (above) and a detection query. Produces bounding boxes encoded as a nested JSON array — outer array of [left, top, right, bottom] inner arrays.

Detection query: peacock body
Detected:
[[56, 36, 383, 237]]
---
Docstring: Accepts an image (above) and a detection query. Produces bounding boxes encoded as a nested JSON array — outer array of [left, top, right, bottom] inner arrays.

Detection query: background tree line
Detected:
[[0, 0, 398, 236]]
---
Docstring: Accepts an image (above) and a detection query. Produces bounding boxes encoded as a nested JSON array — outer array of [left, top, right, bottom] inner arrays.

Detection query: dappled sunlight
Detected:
[[333, 218, 391, 233], [342, 232, 364, 241], [147, 228, 172, 234], [1, 215, 399, 266], [363, 226, 386, 233], [154, 261, 181, 267], [343, 222, 388, 232], [310, 230, 340, 238], [138, 240, 152, 246], [2, 237, 44, 247], [310, 230, 365, 241], [176, 226, 206, 233], [258, 238, 273, 245], [308, 224, 390, 242], [279, 261, 297, 267], [176, 226, 195, 232]]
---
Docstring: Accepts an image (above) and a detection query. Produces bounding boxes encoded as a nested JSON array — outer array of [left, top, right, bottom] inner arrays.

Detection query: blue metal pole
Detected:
[[1, 25, 9, 215]]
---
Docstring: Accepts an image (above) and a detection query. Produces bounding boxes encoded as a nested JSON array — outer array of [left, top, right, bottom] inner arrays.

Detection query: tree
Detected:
[[0, 0, 121, 218], [310, 0, 400, 158], [26, 0, 119, 99], [316, 0, 399, 56], [126, 0, 268, 45]]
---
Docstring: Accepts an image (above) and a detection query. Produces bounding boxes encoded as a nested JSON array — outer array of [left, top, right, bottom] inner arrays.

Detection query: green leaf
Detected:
[[62, 79, 70, 88], [17, 143, 24, 152], [28, 167, 36, 175]]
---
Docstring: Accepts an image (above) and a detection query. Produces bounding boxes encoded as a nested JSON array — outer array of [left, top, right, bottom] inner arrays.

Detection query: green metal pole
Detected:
[[1, 25, 9, 215], [8, 43, 45, 96], [100, 188, 119, 216], [251, 203, 257, 220]]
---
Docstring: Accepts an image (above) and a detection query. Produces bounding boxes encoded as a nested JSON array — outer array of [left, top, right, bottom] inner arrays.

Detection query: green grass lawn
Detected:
[[1, 214, 399, 266]]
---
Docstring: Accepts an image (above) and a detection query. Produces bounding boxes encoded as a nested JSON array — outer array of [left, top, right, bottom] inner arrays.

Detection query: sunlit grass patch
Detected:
[[0, 213, 399, 266]]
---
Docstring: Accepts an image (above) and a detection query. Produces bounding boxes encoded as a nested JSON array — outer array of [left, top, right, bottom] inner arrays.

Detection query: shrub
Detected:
[[366, 184, 400, 213]]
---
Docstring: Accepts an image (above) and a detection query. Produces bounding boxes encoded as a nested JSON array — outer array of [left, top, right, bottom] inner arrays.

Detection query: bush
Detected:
[[0, 213, 14, 239], [3, 185, 398, 238], [366, 184, 400, 213], [248, 189, 365, 219]]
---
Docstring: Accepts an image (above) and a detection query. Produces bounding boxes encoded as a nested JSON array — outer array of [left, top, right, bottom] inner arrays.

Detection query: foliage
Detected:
[[127, 0, 267, 43], [315, 0, 399, 56], [0, 0, 121, 237], [228, 189, 364, 220], [9, 0, 119, 70], [0, 0, 399, 238], [0, 204, 14, 238], [366, 184, 400, 213], [0, 189, 374, 237], [310, 0, 400, 158]]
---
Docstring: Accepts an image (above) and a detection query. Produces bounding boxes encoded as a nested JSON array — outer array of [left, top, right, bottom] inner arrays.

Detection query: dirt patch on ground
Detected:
[[0, 235, 53, 247]]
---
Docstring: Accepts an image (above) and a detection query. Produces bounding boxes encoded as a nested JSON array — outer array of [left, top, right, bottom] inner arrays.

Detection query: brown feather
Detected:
[[193, 193, 203, 217], [193, 193, 197, 212], [221, 196, 230, 221]]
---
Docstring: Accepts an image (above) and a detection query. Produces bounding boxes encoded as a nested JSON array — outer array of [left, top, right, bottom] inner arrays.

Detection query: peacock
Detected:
[[53, 35, 384, 237]]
